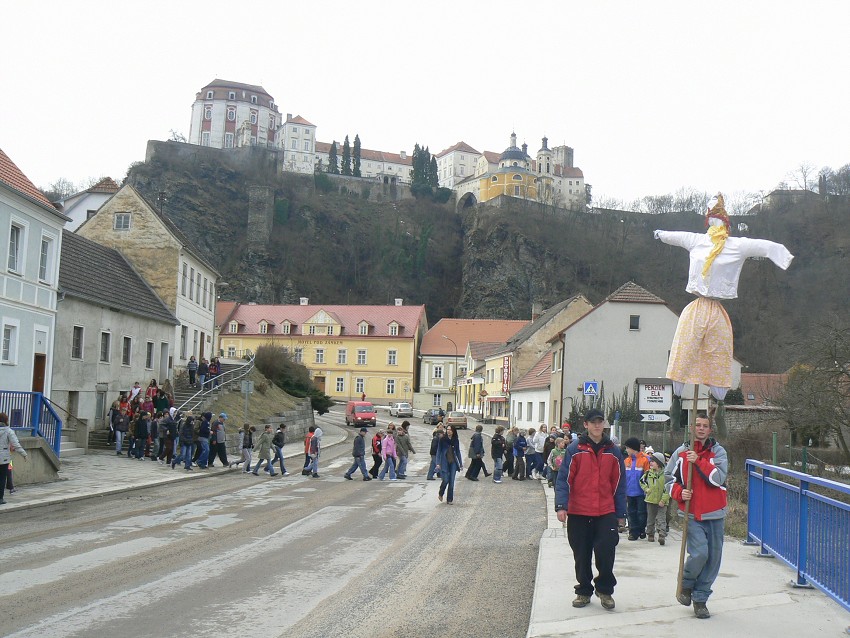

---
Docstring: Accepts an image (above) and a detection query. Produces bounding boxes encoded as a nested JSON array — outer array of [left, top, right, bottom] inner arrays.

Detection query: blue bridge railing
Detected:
[[746, 459, 850, 613], [0, 391, 63, 456]]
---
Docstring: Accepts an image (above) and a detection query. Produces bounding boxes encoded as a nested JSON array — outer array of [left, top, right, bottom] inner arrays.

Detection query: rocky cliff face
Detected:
[[125, 142, 850, 373]]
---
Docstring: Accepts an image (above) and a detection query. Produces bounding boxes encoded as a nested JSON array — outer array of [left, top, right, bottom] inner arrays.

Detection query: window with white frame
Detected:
[[250, 111, 257, 124], [291, 139, 297, 149], [539, 402, 546, 421], [337, 349, 347, 364], [227, 346, 236, 357], [527, 401, 532, 420], [389, 324, 398, 336], [315, 348, 324, 364], [100, 332, 111, 363], [433, 365, 443, 379], [189, 267, 195, 300], [517, 402, 523, 420], [224, 133, 234, 148], [359, 323, 368, 335], [204, 106, 212, 119], [229, 321, 238, 333], [387, 349, 397, 365], [294, 347, 303, 363], [304, 141, 311, 151], [208, 284, 214, 308], [336, 377, 344, 393], [39, 235, 54, 283], [357, 349, 367, 365], [327, 325, 333, 335], [250, 95, 257, 104], [8, 223, 23, 272], [114, 213, 130, 230], [309, 325, 316, 335], [206, 91, 213, 99], [202, 278, 208, 308], [201, 132, 210, 147], [180, 326, 187, 359], [386, 379, 396, 395], [433, 393, 442, 407], [1, 322, 18, 363], [259, 322, 268, 334], [122, 336, 132, 366], [196, 273, 201, 302], [145, 341, 155, 369], [629, 315, 640, 331], [355, 378, 364, 393], [227, 109, 235, 121], [228, 91, 235, 100], [71, 326, 84, 359], [282, 323, 290, 335], [181, 263, 188, 296]]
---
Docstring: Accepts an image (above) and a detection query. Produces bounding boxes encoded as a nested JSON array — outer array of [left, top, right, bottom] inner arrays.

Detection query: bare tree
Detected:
[[787, 161, 818, 191]]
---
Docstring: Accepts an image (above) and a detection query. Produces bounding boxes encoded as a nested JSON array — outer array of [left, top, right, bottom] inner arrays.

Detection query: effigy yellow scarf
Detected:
[[702, 224, 728, 279]]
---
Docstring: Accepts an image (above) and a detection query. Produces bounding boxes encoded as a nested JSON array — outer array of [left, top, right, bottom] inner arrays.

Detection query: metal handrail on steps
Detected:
[[175, 355, 256, 414]]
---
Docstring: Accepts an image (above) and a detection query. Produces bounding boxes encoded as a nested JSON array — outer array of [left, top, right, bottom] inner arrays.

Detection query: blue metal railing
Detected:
[[0, 391, 63, 456], [746, 459, 850, 613]]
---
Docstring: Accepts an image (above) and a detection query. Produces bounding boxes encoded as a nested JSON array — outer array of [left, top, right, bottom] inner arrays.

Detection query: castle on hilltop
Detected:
[[187, 79, 586, 209]]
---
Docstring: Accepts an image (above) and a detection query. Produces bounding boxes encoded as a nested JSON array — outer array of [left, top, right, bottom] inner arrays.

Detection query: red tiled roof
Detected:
[[482, 151, 501, 164], [215, 300, 238, 327], [86, 177, 120, 194], [511, 352, 552, 392], [604, 281, 666, 304], [469, 341, 513, 360], [0, 148, 53, 207], [315, 141, 412, 166], [421, 318, 529, 356], [286, 115, 315, 126], [740, 373, 788, 406], [221, 303, 427, 337], [200, 79, 273, 99], [435, 141, 481, 158]]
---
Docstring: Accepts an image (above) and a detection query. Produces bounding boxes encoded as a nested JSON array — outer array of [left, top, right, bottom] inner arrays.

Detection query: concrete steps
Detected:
[[60, 432, 85, 457]]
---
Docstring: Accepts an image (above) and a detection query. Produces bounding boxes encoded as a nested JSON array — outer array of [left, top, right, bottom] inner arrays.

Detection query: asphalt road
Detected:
[[0, 414, 546, 638]]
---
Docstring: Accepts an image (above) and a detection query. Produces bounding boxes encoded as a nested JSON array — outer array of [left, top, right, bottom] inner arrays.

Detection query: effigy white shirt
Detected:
[[654, 230, 794, 299]]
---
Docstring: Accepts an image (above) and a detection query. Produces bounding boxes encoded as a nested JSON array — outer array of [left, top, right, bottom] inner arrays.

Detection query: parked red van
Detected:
[[345, 401, 377, 427]]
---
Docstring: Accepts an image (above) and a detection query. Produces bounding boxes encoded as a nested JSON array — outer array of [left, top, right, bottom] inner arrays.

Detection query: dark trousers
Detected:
[[504, 449, 515, 476], [210, 442, 229, 466], [567, 512, 620, 596], [0, 463, 9, 500], [466, 457, 483, 478], [369, 453, 383, 478], [627, 494, 647, 538]]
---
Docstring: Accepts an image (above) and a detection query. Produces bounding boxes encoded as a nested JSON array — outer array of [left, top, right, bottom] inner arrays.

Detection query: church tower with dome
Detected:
[[478, 132, 540, 203]]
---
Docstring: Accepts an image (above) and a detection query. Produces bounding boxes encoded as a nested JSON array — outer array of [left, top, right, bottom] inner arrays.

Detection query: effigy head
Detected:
[[705, 193, 730, 231]]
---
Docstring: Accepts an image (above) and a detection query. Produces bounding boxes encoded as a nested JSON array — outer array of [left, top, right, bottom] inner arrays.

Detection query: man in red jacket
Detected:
[[665, 413, 728, 619], [555, 409, 627, 611]]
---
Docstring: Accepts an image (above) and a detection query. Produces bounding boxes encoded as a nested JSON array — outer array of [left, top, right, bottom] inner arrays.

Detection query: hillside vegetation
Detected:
[[127, 147, 850, 374]]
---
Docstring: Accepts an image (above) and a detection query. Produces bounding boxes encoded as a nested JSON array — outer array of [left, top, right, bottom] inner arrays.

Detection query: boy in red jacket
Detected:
[[665, 413, 728, 619], [555, 409, 627, 611]]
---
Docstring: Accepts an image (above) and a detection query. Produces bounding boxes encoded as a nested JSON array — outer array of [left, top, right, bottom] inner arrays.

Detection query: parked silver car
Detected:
[[389, 402, 413, 417]]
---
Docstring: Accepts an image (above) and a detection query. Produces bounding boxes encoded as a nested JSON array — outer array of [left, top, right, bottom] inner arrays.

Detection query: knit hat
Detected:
[[624, 437, 641, 452], [650, 452, 667, 468]]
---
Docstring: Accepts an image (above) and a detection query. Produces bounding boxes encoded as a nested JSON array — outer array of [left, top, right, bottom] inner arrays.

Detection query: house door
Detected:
[[314, 376, 326, 393], [32, 353, 46, 392], [199, 331, 206, 359]]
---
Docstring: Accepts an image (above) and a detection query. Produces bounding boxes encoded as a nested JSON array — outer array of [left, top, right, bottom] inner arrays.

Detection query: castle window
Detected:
[[250, 112, 257, 124], [513, 174, 522, 181], [270, 100, 275, 108], [227, 109, 235, 121], [206, 91, 213, 99], [228, 91, 236, 100], [204, 107, 212, 120], [251, 95, 257, 104], [492, 176, 498, 182]]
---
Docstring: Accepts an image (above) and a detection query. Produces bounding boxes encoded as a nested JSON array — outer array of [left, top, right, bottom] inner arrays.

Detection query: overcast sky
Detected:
[[3, 1, 848, 204]]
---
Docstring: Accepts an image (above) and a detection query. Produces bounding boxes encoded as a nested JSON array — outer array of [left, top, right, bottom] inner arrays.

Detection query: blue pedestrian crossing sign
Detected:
[[583, 381, 599, 396]]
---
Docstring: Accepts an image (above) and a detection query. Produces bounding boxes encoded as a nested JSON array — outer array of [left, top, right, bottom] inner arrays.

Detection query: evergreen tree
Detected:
[[328, 141, 339, 174], [429, 156, 439, 187], [411, 143, 432, 186], [342, 135, 352, 176], [353, 134, 362, 177]]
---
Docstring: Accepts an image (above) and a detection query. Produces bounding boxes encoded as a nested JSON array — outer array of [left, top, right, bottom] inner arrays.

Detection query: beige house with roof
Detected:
[[54, 177, 120, 232], [416, 318, 527, 411], [315, 142, 413, 184]]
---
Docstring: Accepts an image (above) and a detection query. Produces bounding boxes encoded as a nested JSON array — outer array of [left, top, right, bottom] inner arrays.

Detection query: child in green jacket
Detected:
[[640, 452, 670, 545]]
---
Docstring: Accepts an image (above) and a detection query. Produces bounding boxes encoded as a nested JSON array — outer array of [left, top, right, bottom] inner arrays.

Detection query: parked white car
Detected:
[[389, 402, 413, 417]]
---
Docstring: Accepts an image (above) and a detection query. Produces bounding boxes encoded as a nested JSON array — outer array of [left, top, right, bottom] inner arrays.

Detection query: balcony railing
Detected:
[[0, 391, 63, 456]]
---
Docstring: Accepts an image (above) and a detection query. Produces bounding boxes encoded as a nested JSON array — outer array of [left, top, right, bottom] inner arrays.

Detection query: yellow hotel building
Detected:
[[217, 300, 427, 404]]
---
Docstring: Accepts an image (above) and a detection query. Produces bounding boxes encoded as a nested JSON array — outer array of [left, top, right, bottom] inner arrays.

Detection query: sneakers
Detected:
[[639, 533, 647, 539], [362, 476, 372, 481], [344, 474, 353, 480], [572, 594, 590, 608], [677, 588, 692, 606], [595, 590, 615, 610], [693, 602, 710, 619], [251, 472, 259, 476], [647, 534, 655, 542], [628, 536, 639, 541], [659, 536, 666, 546], [283, 472, 290, 476], [493, 479, 502, 483], [301, 469, 310, 476], [311, 473, 320, 478], [438, 492, 443, 502]]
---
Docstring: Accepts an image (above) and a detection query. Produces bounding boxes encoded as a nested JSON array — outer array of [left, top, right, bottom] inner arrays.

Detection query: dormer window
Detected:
[[228, 321, 238, 334], [228, 91, 236, 100], [206, 91, 213, 99], [259, 322, 268, 334], [359, 323, 369, 336], [309, 325, 316, 335], [327, 325, 334, 336], [389, 323, 399, 336], [270, 100, 275, 109], [282, 322, 291, 335], [251, 95, 257, 104]]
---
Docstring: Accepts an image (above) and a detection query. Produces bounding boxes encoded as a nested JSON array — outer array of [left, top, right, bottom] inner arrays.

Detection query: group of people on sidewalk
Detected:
[[555, 408, 728, 620], [344, 421, 416, 481]]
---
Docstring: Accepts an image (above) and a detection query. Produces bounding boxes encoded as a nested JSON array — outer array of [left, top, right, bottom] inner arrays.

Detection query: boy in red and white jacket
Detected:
[[665, 413, 728, 620]]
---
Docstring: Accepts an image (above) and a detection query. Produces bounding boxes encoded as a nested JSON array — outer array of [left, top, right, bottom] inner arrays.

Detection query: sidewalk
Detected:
[[0, 423, 347, 514], [527, 482, 850, 637]]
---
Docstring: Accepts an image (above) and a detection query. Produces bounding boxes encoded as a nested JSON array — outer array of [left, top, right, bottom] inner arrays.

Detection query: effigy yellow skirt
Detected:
[[666, 297, 733, 389]]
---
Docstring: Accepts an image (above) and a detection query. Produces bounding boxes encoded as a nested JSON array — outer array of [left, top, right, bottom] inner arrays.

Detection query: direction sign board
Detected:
[[583, 381, 599, 396], [641, 413, 670, 422]]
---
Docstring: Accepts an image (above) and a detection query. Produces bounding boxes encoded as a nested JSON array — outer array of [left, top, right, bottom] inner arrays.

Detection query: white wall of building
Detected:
[[511, 387, 551, 429], [175, 250, 217, 363]]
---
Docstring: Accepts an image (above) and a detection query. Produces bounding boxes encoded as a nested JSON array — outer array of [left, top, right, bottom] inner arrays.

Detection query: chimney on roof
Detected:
[[394, 298, 403, 306], [299, 297, 309, 305], [531, 302, 543, 322], [399, 151, 407, 160]]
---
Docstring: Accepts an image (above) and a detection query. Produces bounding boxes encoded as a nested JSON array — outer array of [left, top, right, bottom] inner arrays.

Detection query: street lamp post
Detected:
[[442, 335, 458, 411]]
